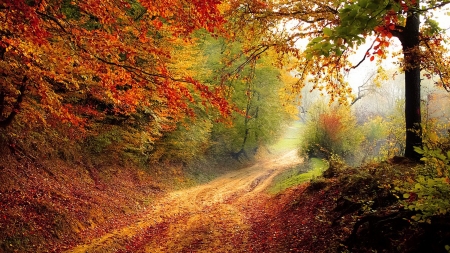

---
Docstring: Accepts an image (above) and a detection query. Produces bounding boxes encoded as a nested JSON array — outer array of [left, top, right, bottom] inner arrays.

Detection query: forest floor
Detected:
[[64, 150, 303, 253], [63, 150, 450, 253], [3, 124, 449, 252]]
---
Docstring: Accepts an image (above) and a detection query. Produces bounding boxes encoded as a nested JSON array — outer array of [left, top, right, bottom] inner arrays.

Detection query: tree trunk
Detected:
[[236, 90, 253, 159], [401, 5, 422, 160], [0, 77, 27, 128]]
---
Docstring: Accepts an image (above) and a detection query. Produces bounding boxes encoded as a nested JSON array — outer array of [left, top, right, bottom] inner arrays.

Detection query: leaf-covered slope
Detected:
[[244, 159, 450, 253], [0, 144, 164, 253]]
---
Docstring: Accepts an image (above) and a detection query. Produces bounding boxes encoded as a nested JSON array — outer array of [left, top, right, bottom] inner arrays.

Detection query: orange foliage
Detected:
[[319, 113, 344, 143], [0, 0, 231, 133]]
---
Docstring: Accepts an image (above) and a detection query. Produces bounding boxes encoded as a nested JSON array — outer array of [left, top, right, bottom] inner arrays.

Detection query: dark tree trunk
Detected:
[[233, 90, 253, 160], [0, 77, 27, 128], [399, 6, 422, 160]]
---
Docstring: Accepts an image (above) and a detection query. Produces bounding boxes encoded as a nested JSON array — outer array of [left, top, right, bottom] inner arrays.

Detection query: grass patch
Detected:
[[270, 122, 303, 153], [268, 158, 328, 194]]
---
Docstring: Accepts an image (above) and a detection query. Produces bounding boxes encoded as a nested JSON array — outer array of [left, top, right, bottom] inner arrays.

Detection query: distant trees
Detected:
[[196, 35, 295, 161]]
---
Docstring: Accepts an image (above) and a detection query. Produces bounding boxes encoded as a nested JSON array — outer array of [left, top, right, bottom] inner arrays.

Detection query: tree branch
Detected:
[[423, 39, 450, 91], [351, 36, 378, 69], [36, 11, 68, 33], [350, 72, 376, 106], [417, 2, 450, 13]]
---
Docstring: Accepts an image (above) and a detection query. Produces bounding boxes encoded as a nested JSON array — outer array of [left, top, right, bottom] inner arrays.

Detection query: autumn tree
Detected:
[[0, 0, 231, 146], [225, 0, 450, 160], [146, 37, 217, 164], [227, 54, 293, 159], [306, 0, 450, 160], [300, 101, 364, 163]]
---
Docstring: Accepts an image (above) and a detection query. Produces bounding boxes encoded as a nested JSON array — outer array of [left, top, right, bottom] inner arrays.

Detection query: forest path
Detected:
[[65, 150, 302, 253]]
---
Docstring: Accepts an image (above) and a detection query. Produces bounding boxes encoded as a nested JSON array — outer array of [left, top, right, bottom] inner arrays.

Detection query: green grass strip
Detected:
[[268, 158, 328, 194]]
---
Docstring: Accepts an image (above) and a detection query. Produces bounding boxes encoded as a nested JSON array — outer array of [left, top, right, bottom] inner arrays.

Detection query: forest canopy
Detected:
[[1, 0, 450, 162]]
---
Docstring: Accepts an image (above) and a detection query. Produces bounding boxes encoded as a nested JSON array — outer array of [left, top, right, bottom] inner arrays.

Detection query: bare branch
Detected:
[[350, 72, 377, 106]]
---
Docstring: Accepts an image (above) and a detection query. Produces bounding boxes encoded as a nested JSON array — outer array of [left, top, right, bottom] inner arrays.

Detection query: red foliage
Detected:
[[0, 0, 231, 133], [0, 146, 164, 252], [318, 113, 344, 143], [241, 184, 349, 252]]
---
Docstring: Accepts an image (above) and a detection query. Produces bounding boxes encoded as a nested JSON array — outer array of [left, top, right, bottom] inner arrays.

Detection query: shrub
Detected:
[[378, 99, 406, 158], [359, 116, 389, 162], [396, 146, 450, 222], [300, 103, 364, 163]]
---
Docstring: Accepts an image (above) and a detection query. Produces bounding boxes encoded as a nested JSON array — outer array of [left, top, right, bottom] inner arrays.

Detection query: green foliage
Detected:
[[379, 99, 406, 158], [396, 146, 450, 222], [61, 0, 81, 20], [85, 128, 121, 154], [306, 0, 397, 58], [392, 96, 450, 222], [423, 18, 443, 36], [417, 146, 450, 177], [83, 124, 158, 167], [358, 116, 389, 161], [151, 118, 213, 164], [299, 102, 364, 162], [268, 158, 328, 194], [362, 116, 387, 143], [200, 36, 293, 159]]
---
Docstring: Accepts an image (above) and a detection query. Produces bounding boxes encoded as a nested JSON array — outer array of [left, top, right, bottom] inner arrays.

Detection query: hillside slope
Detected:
[[0, 144, 164, 252], [245, 159, 450, 253]]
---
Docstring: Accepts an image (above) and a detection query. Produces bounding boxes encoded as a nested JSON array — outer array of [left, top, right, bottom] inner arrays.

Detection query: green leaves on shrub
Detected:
[[395, 146, 450, 222]]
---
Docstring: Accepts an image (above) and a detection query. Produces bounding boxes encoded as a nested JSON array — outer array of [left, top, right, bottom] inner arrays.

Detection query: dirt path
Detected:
[[65, 150, 302, 253]]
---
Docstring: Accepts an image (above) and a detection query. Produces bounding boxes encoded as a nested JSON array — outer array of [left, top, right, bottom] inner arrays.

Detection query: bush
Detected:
[[359, 116, 389, 162], [300, 103, 364, 163], [396, 146, 450, 222]]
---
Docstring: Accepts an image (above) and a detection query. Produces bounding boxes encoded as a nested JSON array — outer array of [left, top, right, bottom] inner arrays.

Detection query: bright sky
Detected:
[[346, 5, 450, 90], [282, 4, 450, 94]]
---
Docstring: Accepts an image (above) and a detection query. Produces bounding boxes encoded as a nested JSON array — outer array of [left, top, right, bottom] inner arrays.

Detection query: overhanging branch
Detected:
[[351, 36, 378, 69]]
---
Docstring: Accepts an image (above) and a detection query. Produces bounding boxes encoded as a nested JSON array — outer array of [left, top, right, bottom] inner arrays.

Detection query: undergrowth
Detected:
[[0, 137, 166, 253], [247, 155, 450, 253]]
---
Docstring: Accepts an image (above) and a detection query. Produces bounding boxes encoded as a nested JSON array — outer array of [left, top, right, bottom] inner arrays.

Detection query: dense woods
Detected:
[[1, 0, 450, 252]]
